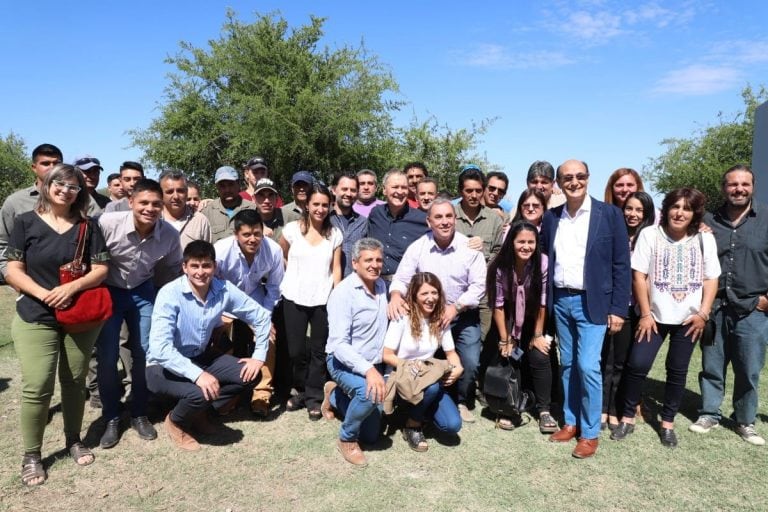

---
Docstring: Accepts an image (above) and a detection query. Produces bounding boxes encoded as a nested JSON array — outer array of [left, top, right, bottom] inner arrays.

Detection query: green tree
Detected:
[[0, 132, 31, 205], [132, 10, 403, 196], [394, 116, 497, 194], [645, 85, 768, 211]]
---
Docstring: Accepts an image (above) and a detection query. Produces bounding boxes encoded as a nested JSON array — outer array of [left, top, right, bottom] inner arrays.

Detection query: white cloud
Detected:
[[708, 40, 768, 65], [562, 10, 624, 43], [459, 43, 574, 70], [651, 64, 742, 95]]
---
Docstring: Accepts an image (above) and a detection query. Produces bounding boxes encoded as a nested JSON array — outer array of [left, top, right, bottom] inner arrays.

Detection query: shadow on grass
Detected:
[[0, 376, 10, 394], [198, 423, 245, 446], [640, 376, 702, 427]]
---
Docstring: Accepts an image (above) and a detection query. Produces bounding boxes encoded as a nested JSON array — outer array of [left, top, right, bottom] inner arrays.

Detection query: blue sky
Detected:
[[1, 0, 766, 198]]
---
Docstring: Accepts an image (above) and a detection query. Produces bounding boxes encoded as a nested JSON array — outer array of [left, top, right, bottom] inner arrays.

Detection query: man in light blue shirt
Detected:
[[146, 240, 271, 451], [214, 209, 284, 417], [323, 238, 389, 466]]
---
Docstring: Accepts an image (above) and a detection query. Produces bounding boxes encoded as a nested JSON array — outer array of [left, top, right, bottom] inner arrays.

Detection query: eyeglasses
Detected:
[[486, 185, 506, 195], [522, 202, 542, 210], [560, 173, 589, 183], [75, 157, 101, 167], [52, 180, 82, 193]]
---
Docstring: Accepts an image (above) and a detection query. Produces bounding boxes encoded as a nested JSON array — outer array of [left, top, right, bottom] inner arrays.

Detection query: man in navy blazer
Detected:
[[539, 159, 630, 458]]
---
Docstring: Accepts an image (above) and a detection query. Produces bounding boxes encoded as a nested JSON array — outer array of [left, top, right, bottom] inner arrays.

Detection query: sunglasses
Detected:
[[560, 173, 589, 183], [486, 185, 506, 194], [52, 180, 82, 193], [522, 202, 542, 210]]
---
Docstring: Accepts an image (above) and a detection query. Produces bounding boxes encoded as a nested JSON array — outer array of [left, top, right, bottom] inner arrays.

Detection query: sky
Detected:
[[2, 0, 767, 199]]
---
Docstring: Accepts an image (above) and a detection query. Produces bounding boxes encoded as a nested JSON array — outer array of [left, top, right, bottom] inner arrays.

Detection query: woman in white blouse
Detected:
[[382, 272, 463, 451], [279, 181, 342, 421], [611, 188, 720, 448]]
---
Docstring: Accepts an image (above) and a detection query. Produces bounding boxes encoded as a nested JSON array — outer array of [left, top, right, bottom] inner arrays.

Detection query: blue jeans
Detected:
[[326, 355, 382, 444], [699, 307, 768, 425], [96, 281, 155, 421], [553, 289, 607, 439], [452, 309, 481, 406], [407, 381, 462, 434]]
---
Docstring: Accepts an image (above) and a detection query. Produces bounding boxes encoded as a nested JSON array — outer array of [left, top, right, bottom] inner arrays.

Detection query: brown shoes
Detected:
[[549, 424, 579, 443], [321, 381, 337, 421], [337, 439, 367, 466], [164, 413, 201, 451], [572, 438, 599, 459]]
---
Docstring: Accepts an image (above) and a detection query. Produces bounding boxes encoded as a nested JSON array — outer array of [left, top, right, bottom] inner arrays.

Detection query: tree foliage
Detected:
[[644, 85, 768, 211], [0, 132, 31, 205], [132, 11, 492, 196]]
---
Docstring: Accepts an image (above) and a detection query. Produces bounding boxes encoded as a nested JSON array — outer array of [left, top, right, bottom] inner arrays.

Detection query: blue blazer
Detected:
[[539, 196, 631, 325]]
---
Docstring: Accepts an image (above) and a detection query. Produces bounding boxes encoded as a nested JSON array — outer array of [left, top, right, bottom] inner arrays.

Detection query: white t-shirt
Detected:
[[383, 315, 455, 360], [631, 226, 721, 324], [280, 221, 343, 307]]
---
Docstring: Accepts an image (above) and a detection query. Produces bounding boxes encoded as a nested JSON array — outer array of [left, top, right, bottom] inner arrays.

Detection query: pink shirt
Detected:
[[494, 254, 548, 340]]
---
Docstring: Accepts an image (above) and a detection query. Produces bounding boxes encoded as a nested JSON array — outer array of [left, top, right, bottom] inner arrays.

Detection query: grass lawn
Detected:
[[0, 289, 766, 511]]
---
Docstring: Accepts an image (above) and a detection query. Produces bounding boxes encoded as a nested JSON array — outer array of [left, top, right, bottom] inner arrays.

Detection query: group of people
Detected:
[[1, 144, 765, 484]]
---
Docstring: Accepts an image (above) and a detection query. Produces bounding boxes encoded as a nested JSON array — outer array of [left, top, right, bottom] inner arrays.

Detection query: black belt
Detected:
[[555, 286, 585, 295]]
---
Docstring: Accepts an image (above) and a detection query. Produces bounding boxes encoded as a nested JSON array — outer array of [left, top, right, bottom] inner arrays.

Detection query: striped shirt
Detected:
[[214, 235, 284, 311]]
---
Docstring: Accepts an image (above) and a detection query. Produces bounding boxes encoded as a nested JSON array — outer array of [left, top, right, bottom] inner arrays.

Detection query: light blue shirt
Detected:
[[146, 275, 271, 382], [213, 235, 284, 311], [325, 272, 388, 376]]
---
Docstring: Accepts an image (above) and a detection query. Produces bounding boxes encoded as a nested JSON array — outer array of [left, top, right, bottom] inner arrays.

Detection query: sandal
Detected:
[[402, 427, 428, 452], [538, 412, 558, 434], [21, 453, 47, 486], [496, 417, 516, 431], [68, 442, 95, 466]]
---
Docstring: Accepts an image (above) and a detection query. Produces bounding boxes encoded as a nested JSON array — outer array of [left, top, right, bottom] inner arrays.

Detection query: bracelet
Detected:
[[696, 311, 709, 321], [534, 332, 544, 338], [640, 313, 652, 319]]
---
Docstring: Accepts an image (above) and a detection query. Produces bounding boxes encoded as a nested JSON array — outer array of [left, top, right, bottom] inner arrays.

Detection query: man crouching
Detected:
[[323, 238, 389, 466], [145, 240, 270, 451]]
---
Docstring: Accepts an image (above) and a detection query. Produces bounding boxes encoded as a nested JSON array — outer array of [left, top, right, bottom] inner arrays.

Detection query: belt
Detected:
[[555, 286, 585, 295]]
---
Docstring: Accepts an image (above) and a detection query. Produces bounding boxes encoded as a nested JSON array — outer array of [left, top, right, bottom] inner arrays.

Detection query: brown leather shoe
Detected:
[[572, 438, 599, 459], [250, 399, 270, 419], [337, 439, 367, 466], [164, 413, 201, 451], [321, 381, 337, 421], [549, 424, 579, 443]]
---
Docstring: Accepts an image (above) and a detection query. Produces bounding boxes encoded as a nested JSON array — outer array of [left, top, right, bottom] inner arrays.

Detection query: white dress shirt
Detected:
[[553, 195, 591, 290]]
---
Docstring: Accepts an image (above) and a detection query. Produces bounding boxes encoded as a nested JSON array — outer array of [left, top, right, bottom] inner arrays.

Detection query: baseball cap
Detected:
[[214, 166, 239, 183], [73, 154, 103, 172], [246, 156, 267, 170], [254, 178, 278, 194], [291, 171, 314, 186]]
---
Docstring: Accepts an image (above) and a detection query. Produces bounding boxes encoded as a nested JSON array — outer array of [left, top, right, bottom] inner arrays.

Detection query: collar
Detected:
[[348, 271, 385, 298], [456, 202, 490, 221], [427, 231, 461, 252], [385, 202, 410, 220], [562, 194, 592, 218], [181, 274, 225, 301], [122, 210, 161, 239]]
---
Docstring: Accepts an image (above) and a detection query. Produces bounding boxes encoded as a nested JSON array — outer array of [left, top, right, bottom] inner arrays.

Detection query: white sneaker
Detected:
[[736, 424, 765, 446], [458, 404, 476, 423], [689, 416, 719, 434]]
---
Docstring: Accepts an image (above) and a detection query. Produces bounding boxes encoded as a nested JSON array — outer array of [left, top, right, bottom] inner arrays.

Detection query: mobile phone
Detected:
[[510, 346, 524, 361]]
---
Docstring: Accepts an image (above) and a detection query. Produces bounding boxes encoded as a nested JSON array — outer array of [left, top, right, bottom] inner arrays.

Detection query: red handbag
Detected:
[[55, 221, 113, 333]]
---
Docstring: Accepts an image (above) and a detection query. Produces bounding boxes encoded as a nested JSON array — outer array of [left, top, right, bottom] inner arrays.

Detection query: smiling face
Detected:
[[216, 179, 240, 208], [427, 201, 456, 246], [557, 160, 589, 203], [416, 282, 440, 317], [384, 174, 409, 210], [186, 186, 201, 210], [307, 191, 331, 224], [162, 178, 188, 216], [48, 177, 80, 208], [183, 257, 216, 294], [81, 167, 101, 190], [416, 181, 437, 211], [612, 174, 638, 207], [665, 197, 694, 234], [527, 176, 553, 201], [254, 188, 276, 217], [405, 167, 426, 197], [484, 176, 507, 208], [129, 190, 163, 233], [519, 195, 545, 225], [333, 176, 358, 210], [235, 223, 263, 258], [722, 170, 753, 209], [623, 197, 645, 229], [352, 248, 383, 287], [513, 228, 537, 264]]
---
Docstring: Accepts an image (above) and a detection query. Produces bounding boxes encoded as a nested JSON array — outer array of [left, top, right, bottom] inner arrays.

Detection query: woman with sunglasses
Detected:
[[512, 189, 548, 230]]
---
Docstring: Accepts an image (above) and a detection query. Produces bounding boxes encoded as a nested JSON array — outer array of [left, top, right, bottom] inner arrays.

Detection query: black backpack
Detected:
[[483, 356, 534, 420]]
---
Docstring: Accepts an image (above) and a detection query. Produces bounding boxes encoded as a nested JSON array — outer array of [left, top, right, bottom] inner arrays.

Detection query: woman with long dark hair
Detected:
[[511, 189, 548, 229], [611, 188, 720, 447], [279, 181, 343, 421], [5, 164, 109, 485], [600, 191, 656, 430], [486, 221, 553, 432]]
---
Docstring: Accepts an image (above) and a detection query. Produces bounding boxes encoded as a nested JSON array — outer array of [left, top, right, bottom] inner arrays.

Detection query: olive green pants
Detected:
[[12, 316, 100, 453]]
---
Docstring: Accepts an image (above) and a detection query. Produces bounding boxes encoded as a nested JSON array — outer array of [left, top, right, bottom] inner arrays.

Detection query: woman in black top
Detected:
[[5, 164, 109, 486]]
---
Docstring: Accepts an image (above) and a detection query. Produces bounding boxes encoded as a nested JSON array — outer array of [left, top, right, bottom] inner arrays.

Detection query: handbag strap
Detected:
[[73, 220, 88, 266]]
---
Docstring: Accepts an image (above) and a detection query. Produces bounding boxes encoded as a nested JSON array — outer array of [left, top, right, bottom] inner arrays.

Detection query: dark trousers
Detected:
[[282, 298, 329, 409], [523, 346, 553, 412], [621, 323, 697, 423], [601, 308, 635, 417], [146, 353, 254, 427]]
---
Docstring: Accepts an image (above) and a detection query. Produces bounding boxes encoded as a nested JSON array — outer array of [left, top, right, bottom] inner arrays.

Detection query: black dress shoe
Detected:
[[660, 428, 678, 448], [131, 416, 158, 440], [100, 418, 121, 449], [610, 422, 635, 441]]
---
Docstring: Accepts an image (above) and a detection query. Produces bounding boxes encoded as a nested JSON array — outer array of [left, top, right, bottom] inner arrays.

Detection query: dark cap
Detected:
[[246, 156, 267, 170], [291, 171, 314, 186], [254, 178, 278, 194], [73, 154, 102, 172]]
